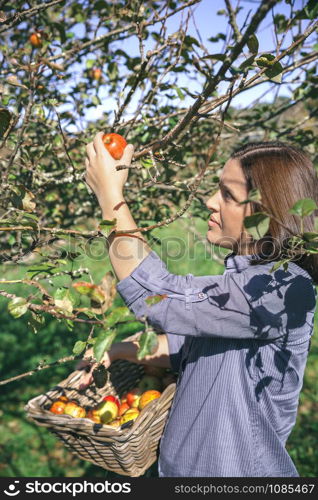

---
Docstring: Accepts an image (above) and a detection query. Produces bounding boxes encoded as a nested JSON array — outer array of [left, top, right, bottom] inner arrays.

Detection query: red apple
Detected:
[[90, 67, 102, 81], [118, 402, 130, 416], [126, 387, 143, 407], [49, 400, 66, 415]]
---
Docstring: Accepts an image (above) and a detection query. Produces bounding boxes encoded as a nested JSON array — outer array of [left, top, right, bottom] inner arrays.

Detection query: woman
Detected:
[[81, 135, 317, 477]]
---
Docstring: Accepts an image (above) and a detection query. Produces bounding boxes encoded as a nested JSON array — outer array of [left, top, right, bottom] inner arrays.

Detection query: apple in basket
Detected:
[[102, 394, 120, 409], [126, 387, 143, 408], [118, 401, 130, 416], [138, 390, 161, 411], [86, 408, 101, 424], [49, 399, 67, 415], [96, 400, 118, 424], [138, 375, 162, 392], [64, 401, 86, 418], [119, 408, 140, 426]]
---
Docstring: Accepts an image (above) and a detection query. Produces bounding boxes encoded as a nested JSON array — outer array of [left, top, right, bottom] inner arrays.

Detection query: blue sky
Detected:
[[62, 0, 314, 129]]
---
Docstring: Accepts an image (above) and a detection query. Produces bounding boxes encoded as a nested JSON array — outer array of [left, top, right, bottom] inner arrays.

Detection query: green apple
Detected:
[[138, 375, 162, 392]]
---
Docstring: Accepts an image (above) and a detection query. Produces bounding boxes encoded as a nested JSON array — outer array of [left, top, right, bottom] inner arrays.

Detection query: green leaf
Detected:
[[72, 341, 87, 356], [8, 297, 29, 318], [54, 288, 75, 315], [86, 59, 96, 69], [137, 330, 159, 360], [105, 307, 133, 328], [183, 35, 200, 47], [145, 294, 168, 306], [93, 329, 117, 362], [52, 21, 67, 43], [244, 212, 270, 240], [304, 0, 318, 19], [72, 281, 106, 305], [98, 218, 117, 237], [255, 54, 276, 68], [265, 62, 283, 82], [27, 311, 45, 334], [302, 232, 318, 242], [289, 198, 318, 217], [115, 320, 145, 339], [140, 157, 153, 169], [270, 260, 290, 273], [202, 53, 226, 61], [239, 55, 256, 70], [0, 108, 12, 138], [247, 34, 259, 54], [173, 85, 185, 100]]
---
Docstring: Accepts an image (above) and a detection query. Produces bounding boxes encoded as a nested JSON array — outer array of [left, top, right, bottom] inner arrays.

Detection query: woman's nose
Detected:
[[205, 190, 220, 212]]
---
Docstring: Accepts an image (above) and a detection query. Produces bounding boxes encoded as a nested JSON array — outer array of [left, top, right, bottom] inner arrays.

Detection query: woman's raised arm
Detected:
[[85, 132, 152, 281]]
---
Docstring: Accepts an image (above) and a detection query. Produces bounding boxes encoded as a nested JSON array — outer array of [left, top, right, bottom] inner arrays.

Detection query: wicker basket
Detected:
[[25, 360, 176, 477]]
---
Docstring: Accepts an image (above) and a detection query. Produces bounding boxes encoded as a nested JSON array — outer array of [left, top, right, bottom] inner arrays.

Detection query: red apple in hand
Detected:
[[102, 133, 127, 160]]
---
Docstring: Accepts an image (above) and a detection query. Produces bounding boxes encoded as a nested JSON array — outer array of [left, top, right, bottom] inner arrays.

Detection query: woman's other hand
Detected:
[[76, 347, 112, 390], [85, 131, 134, 213]]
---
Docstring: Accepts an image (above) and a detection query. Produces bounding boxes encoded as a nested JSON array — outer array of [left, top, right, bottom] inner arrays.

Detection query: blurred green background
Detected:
[[0, 218, 317, 477]]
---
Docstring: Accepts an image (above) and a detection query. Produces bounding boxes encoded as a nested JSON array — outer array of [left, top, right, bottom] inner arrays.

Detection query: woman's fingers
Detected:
[[92, 131, 108, 156], [78, 363, 96, 390], [120, 144, 134, 166], [86, 142, 96, 161]]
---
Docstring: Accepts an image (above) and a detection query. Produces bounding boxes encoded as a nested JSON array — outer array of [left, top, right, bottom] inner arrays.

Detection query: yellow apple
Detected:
[[119, 408, 140, 426], [96, 400, 118, 424], [138, 390, 161, 411]]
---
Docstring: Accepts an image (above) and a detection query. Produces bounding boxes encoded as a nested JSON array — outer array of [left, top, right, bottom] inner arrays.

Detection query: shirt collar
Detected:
[[223, 251, 260, 273]]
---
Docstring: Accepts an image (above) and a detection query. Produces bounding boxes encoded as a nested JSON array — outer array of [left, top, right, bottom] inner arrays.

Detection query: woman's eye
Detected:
[[223, 190, 232, 199]]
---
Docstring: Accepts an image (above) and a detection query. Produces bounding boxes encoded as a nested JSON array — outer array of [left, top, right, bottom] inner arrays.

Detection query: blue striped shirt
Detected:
[[116, 250, 317, 477]]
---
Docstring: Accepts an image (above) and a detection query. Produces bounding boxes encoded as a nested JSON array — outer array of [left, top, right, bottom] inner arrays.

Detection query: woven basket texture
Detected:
[[25, 359, 176, 477]]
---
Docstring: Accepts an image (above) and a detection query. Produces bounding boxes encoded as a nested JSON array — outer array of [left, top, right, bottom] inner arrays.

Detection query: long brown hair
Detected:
[[231, 141, 318, 284]]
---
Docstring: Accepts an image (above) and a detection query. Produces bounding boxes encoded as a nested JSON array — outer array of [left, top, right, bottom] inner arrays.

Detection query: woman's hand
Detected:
[[76, 347, 112, 390], [85, 131, 134, 213]]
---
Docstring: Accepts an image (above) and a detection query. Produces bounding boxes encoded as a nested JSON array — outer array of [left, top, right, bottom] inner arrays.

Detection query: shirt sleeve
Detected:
[[116, 250, 317, 342]]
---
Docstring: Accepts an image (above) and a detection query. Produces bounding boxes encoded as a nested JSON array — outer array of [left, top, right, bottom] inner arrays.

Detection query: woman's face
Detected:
[[205, 158, 253, 254]]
